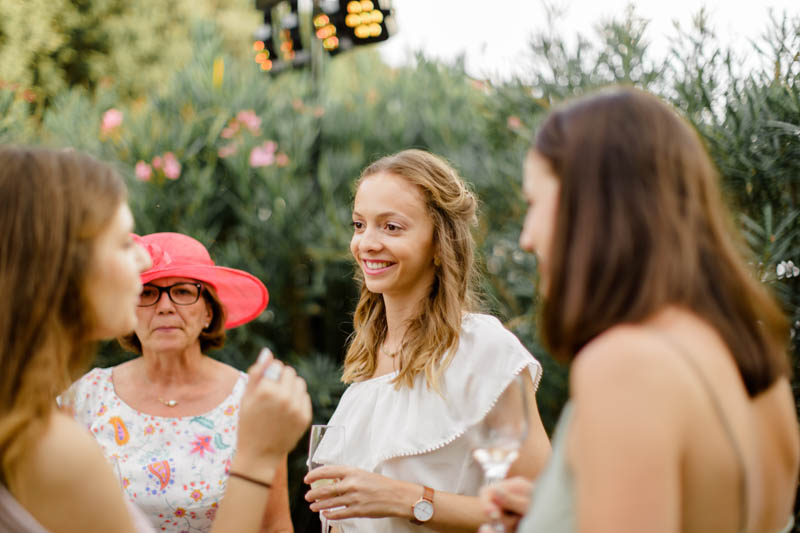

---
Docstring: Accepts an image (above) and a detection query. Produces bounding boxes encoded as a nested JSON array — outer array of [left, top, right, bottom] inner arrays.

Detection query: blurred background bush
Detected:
[[2, 2, 798, 529]]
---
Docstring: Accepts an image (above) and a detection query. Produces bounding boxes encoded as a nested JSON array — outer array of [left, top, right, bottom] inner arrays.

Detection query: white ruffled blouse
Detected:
[[325, 313, 542, 532]]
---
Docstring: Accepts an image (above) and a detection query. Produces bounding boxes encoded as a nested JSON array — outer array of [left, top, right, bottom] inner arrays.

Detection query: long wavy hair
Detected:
[[342, 149, 481, 390], [535, 87, 789, 396], [0, 147, 126, 486]]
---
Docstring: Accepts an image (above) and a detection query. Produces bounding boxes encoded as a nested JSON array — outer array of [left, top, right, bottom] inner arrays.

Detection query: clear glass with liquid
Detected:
[[307, 425, 345, 533]]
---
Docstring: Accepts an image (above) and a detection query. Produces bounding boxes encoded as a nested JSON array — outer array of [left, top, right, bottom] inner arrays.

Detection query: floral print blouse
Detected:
[[67, 367, 247, 533]]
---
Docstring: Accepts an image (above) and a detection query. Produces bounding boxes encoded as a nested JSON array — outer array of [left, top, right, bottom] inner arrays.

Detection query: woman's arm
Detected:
[[260, 455, 293, 533], [305, 465, 486, 532], [508, 367, 551, 479], [212, 355, 311, 533]]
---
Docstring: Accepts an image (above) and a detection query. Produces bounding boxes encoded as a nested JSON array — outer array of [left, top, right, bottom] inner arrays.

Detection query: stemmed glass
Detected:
[[308, 424, 345, 533], [471, 374, 530, 533]]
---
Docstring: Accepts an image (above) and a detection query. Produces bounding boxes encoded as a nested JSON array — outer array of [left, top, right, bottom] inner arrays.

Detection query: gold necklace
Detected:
[[380, 345, 400, 358], [157, 397, 179, 407], [143, 369, 180, 407]]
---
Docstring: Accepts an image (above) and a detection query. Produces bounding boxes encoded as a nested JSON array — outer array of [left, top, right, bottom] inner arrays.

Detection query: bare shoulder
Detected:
[[25, 412, 107, 480], [570, 324, 689, 405], [566, 325, 686, 532], [15, 413, 138, 533]]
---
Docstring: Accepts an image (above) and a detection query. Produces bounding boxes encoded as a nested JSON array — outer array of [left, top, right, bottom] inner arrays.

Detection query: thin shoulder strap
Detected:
[[656, 333, 749, 533]]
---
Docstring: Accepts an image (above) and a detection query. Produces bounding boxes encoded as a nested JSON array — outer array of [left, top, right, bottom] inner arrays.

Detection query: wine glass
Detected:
[[471, 374, 530, 532], [307, 424, 345, 533]]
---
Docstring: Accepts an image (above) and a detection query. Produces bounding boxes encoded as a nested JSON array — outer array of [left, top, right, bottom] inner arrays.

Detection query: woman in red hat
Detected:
[[0, 146, 311, 533], [64, 232, 292, 533]]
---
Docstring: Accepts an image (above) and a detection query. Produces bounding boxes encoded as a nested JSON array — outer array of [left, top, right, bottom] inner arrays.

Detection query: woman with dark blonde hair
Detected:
[[480, 87, 800, 533], [0, 146, 311, 533], [305, 149, 551, 532]]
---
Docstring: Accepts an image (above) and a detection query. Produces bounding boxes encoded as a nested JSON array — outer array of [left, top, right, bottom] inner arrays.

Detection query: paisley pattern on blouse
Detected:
[[67, 367, 246, 533]]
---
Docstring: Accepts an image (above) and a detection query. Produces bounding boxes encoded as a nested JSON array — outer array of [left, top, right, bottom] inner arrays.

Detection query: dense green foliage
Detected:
[[0, 0, 259, 108], [3, 4, 799, 529]]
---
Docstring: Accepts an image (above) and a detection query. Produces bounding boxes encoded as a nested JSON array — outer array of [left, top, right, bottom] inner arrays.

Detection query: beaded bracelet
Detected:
[[228, 471, 273, 490]]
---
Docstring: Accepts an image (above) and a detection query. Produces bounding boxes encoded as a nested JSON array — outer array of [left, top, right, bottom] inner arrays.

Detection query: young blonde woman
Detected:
[[304, 149, 552, 532], [481, 87, 800, 533], [0, 146, 311, 533]]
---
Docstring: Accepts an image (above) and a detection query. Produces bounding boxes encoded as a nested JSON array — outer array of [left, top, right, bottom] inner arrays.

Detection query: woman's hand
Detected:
[[304, 465, 412, 520], [235, 349, 312, 476], [477, 477, 533, 533]]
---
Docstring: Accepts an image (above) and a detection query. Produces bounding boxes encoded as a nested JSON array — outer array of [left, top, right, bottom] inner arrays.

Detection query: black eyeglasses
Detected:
[[138, 282, 203, 307]]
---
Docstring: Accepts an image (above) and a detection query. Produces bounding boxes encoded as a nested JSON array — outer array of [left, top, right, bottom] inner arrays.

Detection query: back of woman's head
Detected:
[[344, 149, 481, 389], [0, 146, 126, 482], [534, 87, 788, 395]]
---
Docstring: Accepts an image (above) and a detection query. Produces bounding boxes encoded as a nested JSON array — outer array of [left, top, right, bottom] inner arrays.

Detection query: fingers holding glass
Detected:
[[307, 425, 346, 532]]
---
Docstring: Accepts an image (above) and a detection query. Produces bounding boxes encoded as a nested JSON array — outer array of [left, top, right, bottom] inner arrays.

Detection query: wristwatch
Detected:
[[410, 485, 435, 525]]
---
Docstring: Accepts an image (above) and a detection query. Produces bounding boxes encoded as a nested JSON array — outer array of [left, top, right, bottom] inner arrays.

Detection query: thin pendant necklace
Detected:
[[145, 372, 180, 407], [380, 345, 400, 358], [145, 357, 211, 408], [157, 397, 179, 407]]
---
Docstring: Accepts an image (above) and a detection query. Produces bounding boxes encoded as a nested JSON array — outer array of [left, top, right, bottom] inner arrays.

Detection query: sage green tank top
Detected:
[[516, 402, 794, 533], [516, 402, 576, 533]]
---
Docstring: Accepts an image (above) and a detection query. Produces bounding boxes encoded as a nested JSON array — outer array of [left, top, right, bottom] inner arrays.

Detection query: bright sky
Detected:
[[377, 0, 799, 81]]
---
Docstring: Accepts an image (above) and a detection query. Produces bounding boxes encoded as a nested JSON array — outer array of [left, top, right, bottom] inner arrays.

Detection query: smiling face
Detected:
[[350, 172, 437, 305], [133, 276, 212, 356], [519, 150, 561, 291], [85, 203, 151, 340]]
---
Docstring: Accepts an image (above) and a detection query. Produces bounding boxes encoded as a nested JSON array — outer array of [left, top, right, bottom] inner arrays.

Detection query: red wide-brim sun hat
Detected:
[[133, 232, 268, 329]]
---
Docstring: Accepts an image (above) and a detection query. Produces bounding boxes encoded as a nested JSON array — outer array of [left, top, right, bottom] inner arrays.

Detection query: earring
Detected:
[[434, 256, 441, 267], [204, 322, 210, 328]]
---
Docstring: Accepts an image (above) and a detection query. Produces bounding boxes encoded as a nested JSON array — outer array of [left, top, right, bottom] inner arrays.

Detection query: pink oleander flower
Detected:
[[249, 141, 277, 168], [507, 115, 522, 130], [162, 152, 181, 180], [275, 152, 290, 167], [135, 161, 152, 181], [471, 79, 487, 91], [236, 110, 262, 134], [218, 142, 239, 158], [221, 123, 239, 139], [101, 109, 123, 134], [152, 156, 162, 170]]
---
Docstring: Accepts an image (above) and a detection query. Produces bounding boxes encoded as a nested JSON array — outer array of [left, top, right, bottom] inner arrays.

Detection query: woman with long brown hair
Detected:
[[304, 149, 551, 532], [481, 87, 800, 533], [0, 146, 311, 533]]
